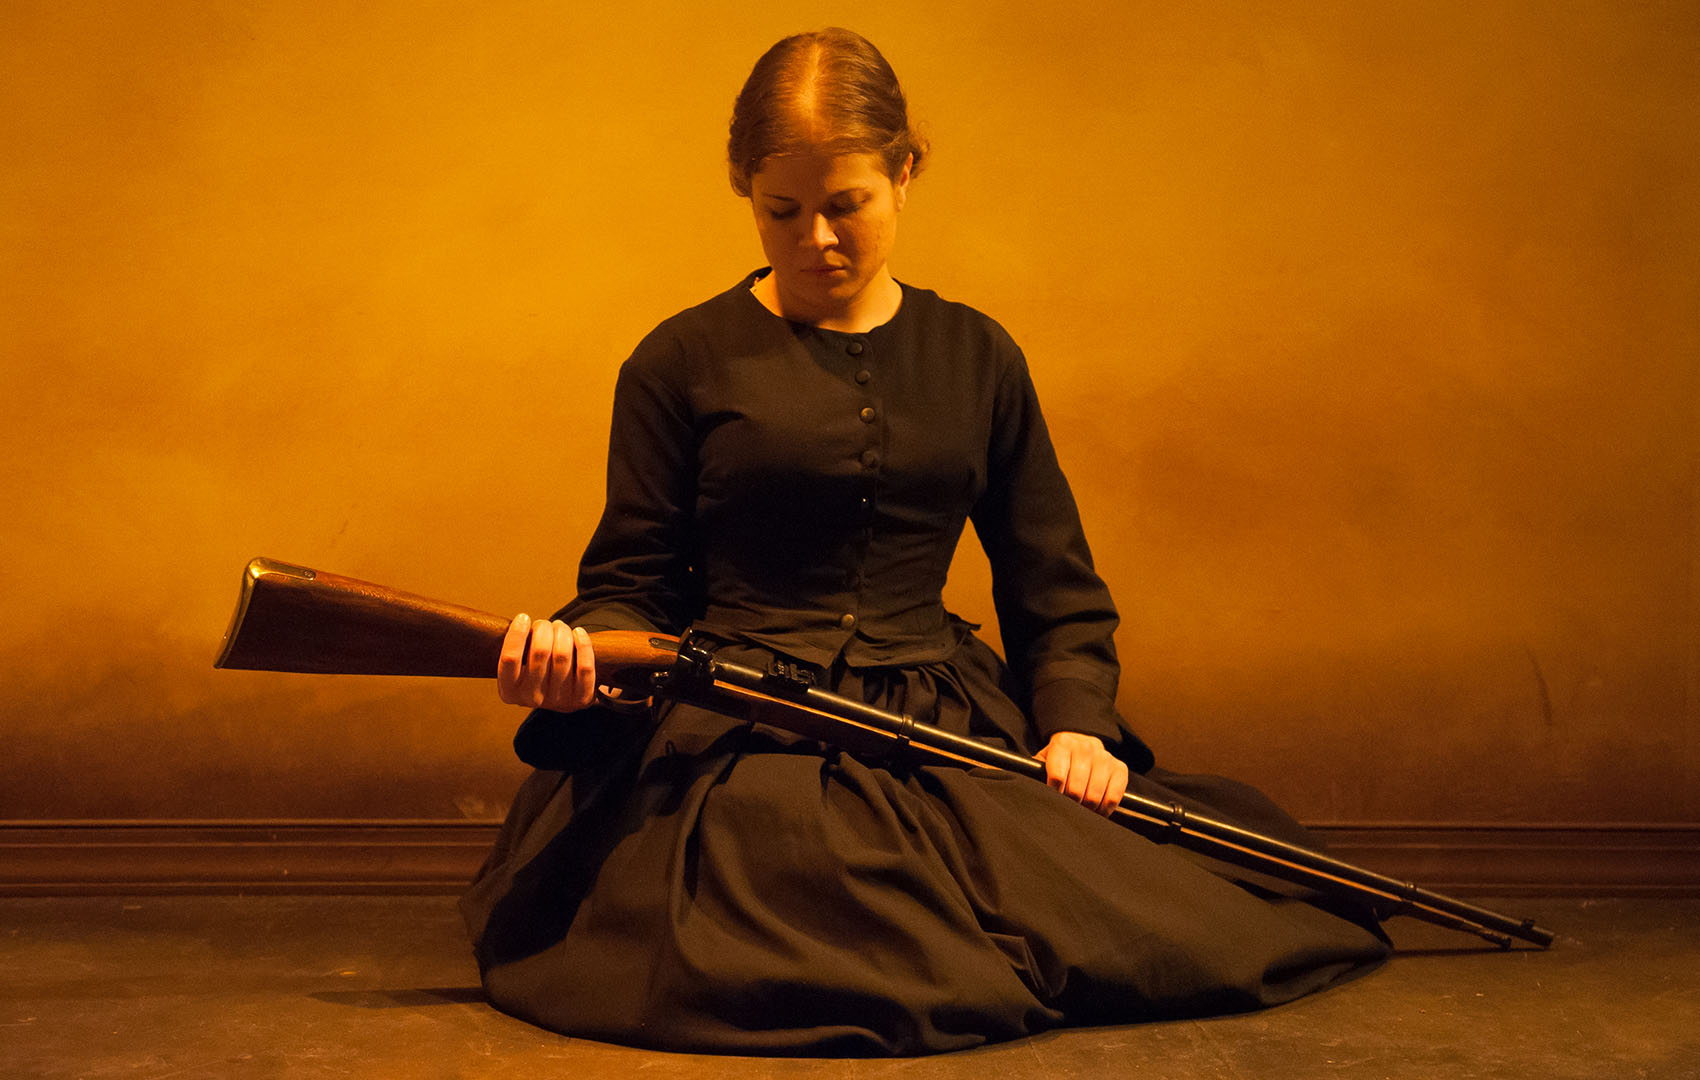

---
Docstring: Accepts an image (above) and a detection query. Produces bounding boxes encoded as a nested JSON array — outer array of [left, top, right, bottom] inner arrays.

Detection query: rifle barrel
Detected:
[[683, 647, 1556, 950]]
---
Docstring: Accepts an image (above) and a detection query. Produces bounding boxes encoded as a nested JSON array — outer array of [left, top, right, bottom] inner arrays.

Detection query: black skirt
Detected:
[[460, 636, 1390, 1055]]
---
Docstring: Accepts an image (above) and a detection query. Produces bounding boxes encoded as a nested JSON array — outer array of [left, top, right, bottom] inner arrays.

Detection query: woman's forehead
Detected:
[[751, 151, 889, 196]]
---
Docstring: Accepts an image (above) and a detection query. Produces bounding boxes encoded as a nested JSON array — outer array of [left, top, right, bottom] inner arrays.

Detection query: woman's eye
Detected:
[[765, 201, 860, 222]]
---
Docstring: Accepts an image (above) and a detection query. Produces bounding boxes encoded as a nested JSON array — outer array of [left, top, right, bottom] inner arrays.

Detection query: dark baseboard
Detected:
[[1310, 821, 1700, 898], [0, 820, 498, 896], [2, 819, 1696, 897]]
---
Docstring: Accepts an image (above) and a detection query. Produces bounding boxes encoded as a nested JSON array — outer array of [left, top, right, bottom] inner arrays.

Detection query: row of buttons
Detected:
[[844, 337, 871, 633]]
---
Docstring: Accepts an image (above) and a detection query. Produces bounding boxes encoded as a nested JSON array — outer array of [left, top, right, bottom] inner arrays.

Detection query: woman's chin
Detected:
[[799, 269, 855, 294]]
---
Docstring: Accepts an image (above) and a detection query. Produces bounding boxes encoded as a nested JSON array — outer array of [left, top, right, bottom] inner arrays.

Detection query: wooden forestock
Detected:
[[213, 557, 679, 681]]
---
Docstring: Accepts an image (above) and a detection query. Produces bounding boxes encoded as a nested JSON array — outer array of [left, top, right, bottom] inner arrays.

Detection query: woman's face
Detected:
[[749, 151, 911, 325]]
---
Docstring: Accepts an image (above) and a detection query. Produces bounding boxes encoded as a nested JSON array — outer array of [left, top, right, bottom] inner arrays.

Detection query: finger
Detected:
[[1066, 753, 1094, 804], [539, 620, 575, 709], [1088, 760, 1126, 816], [549, 621, 590, 712], [1102, 759, 1129, 816], [497, 614, 531, 703], [522, 616, 556, 706], [1083, 754, 1113, 813], [570, 627, 596, 710], [1043, 743, 1072, 792]]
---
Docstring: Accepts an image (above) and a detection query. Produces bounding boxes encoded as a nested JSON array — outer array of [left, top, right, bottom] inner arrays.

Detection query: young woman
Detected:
[[461, 28, 1389, 1055]]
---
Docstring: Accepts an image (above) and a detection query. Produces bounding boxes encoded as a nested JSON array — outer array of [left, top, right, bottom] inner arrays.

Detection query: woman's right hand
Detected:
[[497, 613, 598, 712]]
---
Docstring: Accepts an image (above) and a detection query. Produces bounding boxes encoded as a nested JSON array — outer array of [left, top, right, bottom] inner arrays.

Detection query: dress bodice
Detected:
[[564, 272, 1126, 744]]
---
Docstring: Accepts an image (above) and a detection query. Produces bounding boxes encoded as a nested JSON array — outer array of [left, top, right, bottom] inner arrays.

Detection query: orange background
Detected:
[[2, 1, 1694, 827]]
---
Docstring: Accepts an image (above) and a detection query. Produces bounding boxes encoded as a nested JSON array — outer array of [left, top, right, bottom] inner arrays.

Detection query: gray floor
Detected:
[[2, 895, 1695, 1079]]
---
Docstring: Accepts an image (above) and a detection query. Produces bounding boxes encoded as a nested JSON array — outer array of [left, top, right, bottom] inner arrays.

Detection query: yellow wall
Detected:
[[2, 1, 1695, 826]]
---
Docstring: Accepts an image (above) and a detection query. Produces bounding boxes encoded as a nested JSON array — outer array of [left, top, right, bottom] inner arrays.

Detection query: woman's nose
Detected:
[[808, 213, 836, 249]]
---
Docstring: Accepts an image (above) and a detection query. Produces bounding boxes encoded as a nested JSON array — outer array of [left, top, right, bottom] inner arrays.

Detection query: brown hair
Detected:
[[727, 28, 928, 197]]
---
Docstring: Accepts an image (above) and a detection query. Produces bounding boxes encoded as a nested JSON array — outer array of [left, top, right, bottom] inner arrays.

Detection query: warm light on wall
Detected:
[[1, 1, 1694, 825]]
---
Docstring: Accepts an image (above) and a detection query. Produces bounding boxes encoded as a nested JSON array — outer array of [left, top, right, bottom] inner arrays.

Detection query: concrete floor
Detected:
[[2, 895, 1695, 1080]]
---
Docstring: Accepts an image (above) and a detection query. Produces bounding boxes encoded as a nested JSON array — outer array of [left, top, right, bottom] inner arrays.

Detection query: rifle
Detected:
[[215, 556, 1556, 950]]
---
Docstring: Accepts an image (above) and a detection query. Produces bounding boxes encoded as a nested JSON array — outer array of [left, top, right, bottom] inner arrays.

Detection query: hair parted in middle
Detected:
[[727, 27, 929, 197]]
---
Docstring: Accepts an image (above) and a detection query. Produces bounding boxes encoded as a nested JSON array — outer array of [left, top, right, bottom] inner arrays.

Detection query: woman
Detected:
[[461, 28, 1388, 1056]]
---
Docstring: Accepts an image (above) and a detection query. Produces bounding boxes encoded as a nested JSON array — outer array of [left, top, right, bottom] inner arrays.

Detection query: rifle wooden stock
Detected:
[[214, 556, 678, 683], [215, 557, 1555, 950]]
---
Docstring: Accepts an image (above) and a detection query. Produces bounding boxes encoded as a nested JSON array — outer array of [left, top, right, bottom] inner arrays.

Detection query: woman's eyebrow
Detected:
[[763, 186, 872, 204]]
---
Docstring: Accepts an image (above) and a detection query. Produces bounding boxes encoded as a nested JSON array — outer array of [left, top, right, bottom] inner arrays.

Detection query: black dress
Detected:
[[460, 273, 1389, 1055]]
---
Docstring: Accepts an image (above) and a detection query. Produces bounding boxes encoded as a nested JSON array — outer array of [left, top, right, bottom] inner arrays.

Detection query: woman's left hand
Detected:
[[1035, 731, 1129, 817]]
